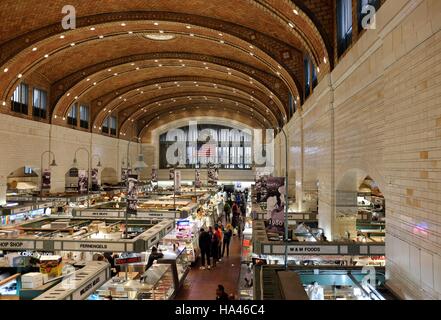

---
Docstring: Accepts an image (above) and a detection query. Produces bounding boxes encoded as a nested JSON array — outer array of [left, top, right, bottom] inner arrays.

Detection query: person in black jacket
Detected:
[[222, 224, 233, 258], [209, 226, 219, 268], [216, 285, 229, 301], [145, 247, 164, 271], [198, 228, 211, 270]]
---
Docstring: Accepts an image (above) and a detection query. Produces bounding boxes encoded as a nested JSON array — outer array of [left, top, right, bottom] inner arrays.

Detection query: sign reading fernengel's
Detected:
[[0, 240, 35, 250], [62, 241, 126, 252]]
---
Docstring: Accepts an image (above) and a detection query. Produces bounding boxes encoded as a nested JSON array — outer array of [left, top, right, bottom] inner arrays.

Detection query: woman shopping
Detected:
[[222, 224, 233, 258]]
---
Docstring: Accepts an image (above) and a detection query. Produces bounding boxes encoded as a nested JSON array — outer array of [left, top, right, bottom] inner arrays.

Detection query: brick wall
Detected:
[[276, 0, 441, 299]]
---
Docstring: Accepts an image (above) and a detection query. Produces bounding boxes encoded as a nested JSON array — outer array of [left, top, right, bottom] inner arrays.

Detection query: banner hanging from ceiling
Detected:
[[78, 170, 88, 194], [195, 169, 202, 188], [174, 170, 181, 192], [91, 169, 99, 191], [207, 164, 219, 186], [127, 174, 138, 215], [42, 169, 51, 190], [262, 177, 286, 234]]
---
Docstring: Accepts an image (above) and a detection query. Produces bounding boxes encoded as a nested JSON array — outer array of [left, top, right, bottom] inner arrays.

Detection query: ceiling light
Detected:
[[317, 67, 320, 73], [131, 63, 135, 66], [54, 115, 57, 119], [186, 26, 191, 29], [70, 43, 75, 46], [205, 67, 209, 69], [154, 22, 159, 26], [154, 60, 159, 63], [182, 64, 186, 67], [114, 73, 118, 76], [32, 47, 37, 51], [220, 40, 225, 44], [249, 45, 254, 49], [293, 9, 299, 15], [17, 74, 22, 78], [250, 52, 254, 56], [74, 96, 78, 99], [60, 35, 65, 39], [119, 96, 122, 99], [44, 54, 49, 58], [67, 93, 71, 97], [288, 22, 294, 28], [228, 72, 232, 75], [219, 33, 223, 36], [2, 101, 5, 106], [128, 31, 133, 34], [136, 67, 140, 70], [3, 68, 8, 73], [107, 69, 111, 72], [158, 64, 162, 67], [63, 117, 66, 120], [159, 30, 164, 34], [90, 27, 95, 31], [86, 78, 90, 81], [93, 82, 97, 85], [324, 57, 327, 64], [190, 33, 194, 37], [121, 23, 126, 27], [99, 35, 104, 39]]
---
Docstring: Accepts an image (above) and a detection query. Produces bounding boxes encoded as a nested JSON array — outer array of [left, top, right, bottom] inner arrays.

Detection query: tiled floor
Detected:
[[175, 234, 242, 300]]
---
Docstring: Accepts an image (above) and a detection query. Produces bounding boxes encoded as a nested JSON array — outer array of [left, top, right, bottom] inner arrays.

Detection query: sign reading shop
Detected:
[[0, 240, 35, 250]]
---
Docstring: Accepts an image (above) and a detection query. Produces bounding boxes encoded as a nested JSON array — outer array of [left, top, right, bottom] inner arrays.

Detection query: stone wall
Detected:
[[275, 0, 441, 299]]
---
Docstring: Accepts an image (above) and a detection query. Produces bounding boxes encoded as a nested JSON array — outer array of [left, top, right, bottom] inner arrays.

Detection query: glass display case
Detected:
[[87, 248, 189, 300]]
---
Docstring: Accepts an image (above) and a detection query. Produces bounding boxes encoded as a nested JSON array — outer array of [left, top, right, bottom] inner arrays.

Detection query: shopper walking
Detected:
[[198, 228, 211, 270], [209, 226, 219, 267], [215, 225, 223, 262], [224, 201, 231, 223], [222, 224, 233, 258]]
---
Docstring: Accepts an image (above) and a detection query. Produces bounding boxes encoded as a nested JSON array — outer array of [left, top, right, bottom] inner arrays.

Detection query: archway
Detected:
[[7, 166, 39, 192], [335, 169, 385, 241]]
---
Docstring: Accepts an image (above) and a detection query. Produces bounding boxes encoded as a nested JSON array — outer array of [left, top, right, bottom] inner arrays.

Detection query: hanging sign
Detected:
[[264, 177, 286, 234], [42, 169, 51, 190], [195, 169, 202, 188], [207, 164, 219, 186], [77, 170, 88, 194], [175, 170, 182, 192], [91, 168, 99, 191], [127, 174, 138, 215], [151, 168, 158, 182]]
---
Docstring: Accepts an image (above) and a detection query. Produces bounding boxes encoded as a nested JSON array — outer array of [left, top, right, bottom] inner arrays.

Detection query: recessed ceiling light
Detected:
[[128, 31, 133, 34], [2, 101, 5, 106], [186, 26, 191, 29], [90, 27, 95, 31], [288, 22, 294, 28], [3, 68, 8, 73], [131, 63, 135, 66], [121, 23, 126, 27], [159, 30, 164, 34], [17, 74, 22, 78], [324, 57, 327, 64], [44, 54, 49, 58], [93, 82, 97, 85], [86, 78, 90, 81], [293, 9, 299, 15], [317, 67, 320, 73], [119, 96, 122, 99], [60, 35, 65, 39], [219, 33, 223, 36], [63, 117, 66, 120], [190, 33, 194, 37], [182, 64, 186, 67], [220, 40, 225, 44], [154, 60, 159, 63], [205, 67, 209, 69], [154, 22, 159, 26], [136, 67, 140, 70], [70, 43, 75, 46], [99, 35, 104, 39], [250, 52, 254, 56], [158, 64, 162, 67], [32, 47, 37, 52], [74, 96, 78, 99], [114, 73, 118, 76], [54, 115, 57, 119], [108, 69, 111, 72], [67, 93, 71, 96]]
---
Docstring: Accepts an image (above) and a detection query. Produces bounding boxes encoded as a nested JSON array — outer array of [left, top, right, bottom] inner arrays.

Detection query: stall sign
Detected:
[[115, 256, 142, 265], [11, 206, 32, 214], [0, 240, 35, 250], [72, 270, 107, 300], [79, 211, 121, 218], [61, 241, 126, 252], [266, 245, 340, 255]]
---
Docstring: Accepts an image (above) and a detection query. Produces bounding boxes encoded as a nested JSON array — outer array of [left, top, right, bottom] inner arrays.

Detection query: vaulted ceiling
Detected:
[[0, 0, 334, 141]]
